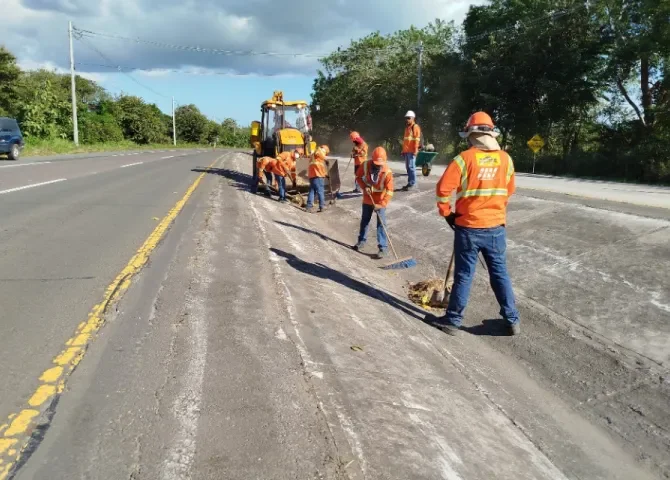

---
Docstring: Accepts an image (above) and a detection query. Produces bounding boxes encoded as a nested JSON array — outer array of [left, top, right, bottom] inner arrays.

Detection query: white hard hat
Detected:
[[404, 110, 416, 118]]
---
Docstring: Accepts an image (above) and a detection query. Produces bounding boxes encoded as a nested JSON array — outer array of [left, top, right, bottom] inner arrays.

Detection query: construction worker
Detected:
[[273, 150, 299, 203], [306, 145, 329, 212], [401, 110, 422, 191], [256, 155, 276, 197], [434, 111, 520, 336], [350, 131, 368, 193], [353, 146, 394, 259]]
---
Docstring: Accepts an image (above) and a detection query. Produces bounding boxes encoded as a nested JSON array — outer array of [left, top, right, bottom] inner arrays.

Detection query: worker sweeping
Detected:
[[273, 150, 299, 203], [350, 131, 368, 193], [256, 155, 276, 197], [306, 145, 329, 212], [353, 147, 394, 259], [433, 111, 520, 336], [401, 110, 422, 191]]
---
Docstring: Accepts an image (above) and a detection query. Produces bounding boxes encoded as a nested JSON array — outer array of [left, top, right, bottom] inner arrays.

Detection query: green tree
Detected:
[[175, 104, 208, 143], [112, 95, 166, 144], [0, 46, 21, 116]]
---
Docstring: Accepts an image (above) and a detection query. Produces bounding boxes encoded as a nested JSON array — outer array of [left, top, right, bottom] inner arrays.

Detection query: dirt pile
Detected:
[[407, 278, 445, 309]]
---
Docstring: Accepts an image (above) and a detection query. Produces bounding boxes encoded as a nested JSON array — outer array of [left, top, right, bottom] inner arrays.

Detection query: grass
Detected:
[[22, 138, 209, 157]]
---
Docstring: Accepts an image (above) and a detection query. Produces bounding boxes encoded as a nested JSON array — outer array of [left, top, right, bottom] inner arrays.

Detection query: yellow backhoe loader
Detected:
[[250, 91, 340, 205]]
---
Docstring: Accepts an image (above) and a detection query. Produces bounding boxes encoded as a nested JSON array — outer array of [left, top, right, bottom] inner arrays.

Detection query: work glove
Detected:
[[445, 212, 458, 230], [374, 205, 382, 212]]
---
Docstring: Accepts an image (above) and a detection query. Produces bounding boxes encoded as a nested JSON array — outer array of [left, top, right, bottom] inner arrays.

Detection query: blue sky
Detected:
[[93, 70, 317, 126], [6, 0, 483, 126]]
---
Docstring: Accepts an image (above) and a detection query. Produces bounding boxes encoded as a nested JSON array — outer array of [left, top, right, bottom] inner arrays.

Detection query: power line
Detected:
[[75, 62, 309, 78], [76, 36, 170, 99]]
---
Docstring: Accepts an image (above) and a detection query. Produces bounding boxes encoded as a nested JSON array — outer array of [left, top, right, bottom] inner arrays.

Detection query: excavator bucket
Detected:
[[291, 157, 340, 202]]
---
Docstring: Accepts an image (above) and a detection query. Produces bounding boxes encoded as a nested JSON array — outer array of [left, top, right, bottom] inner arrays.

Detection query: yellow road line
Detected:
[[0, 157, 221, 479]]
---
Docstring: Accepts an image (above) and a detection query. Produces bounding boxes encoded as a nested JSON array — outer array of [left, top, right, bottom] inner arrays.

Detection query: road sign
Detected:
[[527, 134, 545, 153]]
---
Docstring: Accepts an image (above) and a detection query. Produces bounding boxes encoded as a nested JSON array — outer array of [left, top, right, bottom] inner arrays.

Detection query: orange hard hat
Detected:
[[349, 131, 361, 141], [460, 111, 498, 138], [371, 146, 387, 165]]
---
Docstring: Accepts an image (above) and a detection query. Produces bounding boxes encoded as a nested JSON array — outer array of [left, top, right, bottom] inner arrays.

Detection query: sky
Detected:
[[4, 0, 483, 125]]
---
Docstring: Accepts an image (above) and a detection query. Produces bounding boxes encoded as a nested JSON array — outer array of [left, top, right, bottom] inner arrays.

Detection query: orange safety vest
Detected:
[[436, 147, 515, 228], [273, 152, 294, 178], [308, 149, 328, 178], [257, 156, 276, 179], [356, 161, 394, 208], [402, 123, 421, 154], [352, 141, 368, 167]]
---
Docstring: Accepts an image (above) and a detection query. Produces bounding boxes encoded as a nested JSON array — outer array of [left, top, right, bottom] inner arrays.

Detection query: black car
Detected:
[[0, 117, 25, 160]]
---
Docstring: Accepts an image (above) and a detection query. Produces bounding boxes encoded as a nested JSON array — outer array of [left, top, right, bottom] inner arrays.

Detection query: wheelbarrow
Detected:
[[415, 151, 439, 177]]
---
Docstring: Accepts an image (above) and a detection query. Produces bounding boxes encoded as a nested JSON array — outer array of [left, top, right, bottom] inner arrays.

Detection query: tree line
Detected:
[[0, 47, 250, 148], [310, 0, 670, 183]]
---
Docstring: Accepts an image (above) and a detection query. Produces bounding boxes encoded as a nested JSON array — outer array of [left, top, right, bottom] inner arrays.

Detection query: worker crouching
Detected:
[[434, 112, 520, 336], [306, 145, 330, 212], [256, 156, 276, 197], [273, 150, 299, 203], [353, 147, 394, 259]]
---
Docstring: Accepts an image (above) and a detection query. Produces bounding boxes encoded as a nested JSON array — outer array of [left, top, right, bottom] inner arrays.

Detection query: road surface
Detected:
[[0, 150, 667, 479]]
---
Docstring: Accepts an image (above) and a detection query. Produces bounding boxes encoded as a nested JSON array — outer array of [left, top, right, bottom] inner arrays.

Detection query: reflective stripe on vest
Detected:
[[362, 162, 388, 193], [506, 157, 515, 182], [462, 188, 508, 197], [404, 125, 420, 141], [453, 155, 469, 199]]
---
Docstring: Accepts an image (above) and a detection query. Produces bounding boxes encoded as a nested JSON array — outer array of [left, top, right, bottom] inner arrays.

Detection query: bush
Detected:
[[80, 112, 124, 144]]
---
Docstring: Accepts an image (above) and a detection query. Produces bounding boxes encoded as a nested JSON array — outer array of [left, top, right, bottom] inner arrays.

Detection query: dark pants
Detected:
[[306, 177, 325, 209], [358, 204, 388, 250], [445, 225, 519, 327]]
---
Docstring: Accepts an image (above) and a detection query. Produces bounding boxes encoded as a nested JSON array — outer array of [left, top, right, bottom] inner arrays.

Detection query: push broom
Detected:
[[367, 188, 417, 270]]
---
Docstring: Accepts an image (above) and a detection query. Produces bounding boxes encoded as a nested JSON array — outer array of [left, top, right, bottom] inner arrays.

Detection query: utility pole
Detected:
[[417, 40, 424, 116], [68, 21, 79, 146], [172, 96, 177, 146]]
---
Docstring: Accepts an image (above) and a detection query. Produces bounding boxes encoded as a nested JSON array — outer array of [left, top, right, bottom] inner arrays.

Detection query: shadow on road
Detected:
[[271, 247, 426, 321], [192, 167, 251, 192], [275, 220, 375, 256], [462, 319, 512, 336]]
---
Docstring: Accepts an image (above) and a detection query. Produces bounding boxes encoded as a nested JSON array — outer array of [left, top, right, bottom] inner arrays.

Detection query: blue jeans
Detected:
[[306, 177, 325, 209], [445, 225, 519, 327], [277, 175, 287, 200], [264, 171, 273, 184], [358, 204, 388, 250], [403, 153, 417, 186]]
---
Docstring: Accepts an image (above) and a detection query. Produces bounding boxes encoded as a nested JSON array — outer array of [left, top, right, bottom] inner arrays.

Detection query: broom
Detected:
[[367, 188, 417, 270]]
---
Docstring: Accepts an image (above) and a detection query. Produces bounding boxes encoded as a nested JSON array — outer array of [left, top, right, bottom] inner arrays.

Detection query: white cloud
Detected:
[[5, 0, 479, 77]]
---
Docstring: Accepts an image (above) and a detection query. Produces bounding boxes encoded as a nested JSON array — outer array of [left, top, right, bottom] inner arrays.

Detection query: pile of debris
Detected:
[[407, 278, 446, 310]]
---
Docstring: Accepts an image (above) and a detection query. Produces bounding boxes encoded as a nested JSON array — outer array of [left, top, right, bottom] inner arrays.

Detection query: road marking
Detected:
[[0, 161, 51, 169], [0, 179, 67, 195], [0, 156, 221, 479], [120, 161, 144, 168], [162, 155, 174, 159]]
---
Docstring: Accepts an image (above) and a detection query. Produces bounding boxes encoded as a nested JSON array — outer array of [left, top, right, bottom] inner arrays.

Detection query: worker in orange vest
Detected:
[[273, 150, 299, 203], [353, 147, 394, 259], [256, 156, 276, 197], [350, 131, 368, 193], [306, 145, 330, 212], [401, 110, 422, 191], [433, 111, 520, 336]]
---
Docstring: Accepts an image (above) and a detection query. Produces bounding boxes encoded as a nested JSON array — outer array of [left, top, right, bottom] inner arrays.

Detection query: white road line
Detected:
[[0, 178, 67, 195], [0, 161, 52, 169], [161, 155, 174, 159], [120, 161, 144, 168]]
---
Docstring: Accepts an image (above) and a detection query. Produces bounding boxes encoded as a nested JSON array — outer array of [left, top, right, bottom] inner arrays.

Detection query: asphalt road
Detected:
[[1, 150, 667, 479]]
